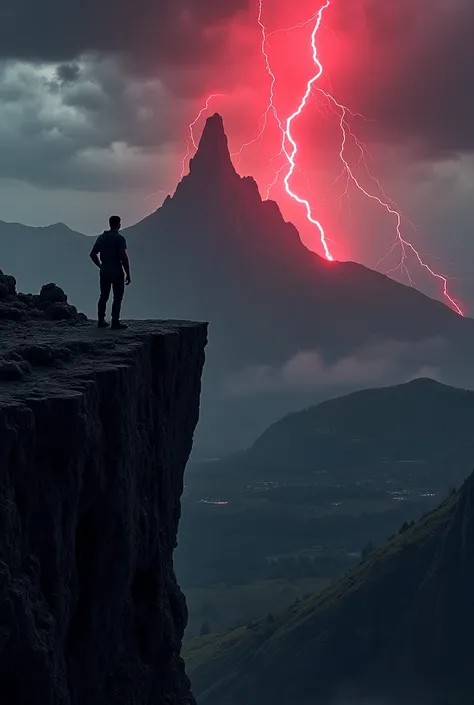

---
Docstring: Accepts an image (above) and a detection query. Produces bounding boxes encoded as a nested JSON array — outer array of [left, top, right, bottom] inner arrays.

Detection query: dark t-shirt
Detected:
[[92, 230, 127, 278]]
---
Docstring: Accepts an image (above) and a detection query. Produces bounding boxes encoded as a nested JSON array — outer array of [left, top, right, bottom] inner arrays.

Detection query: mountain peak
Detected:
[[189, 113, 236, 179], [202, 112, 225, 138]]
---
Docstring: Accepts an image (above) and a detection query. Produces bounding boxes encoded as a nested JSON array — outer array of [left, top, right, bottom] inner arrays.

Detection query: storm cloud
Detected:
[[0, 57, 191, 190], [0, 0, 473, 156], [223, 338, 446, 397], [0, 0, 250, 67], [0, 0, 474, 279], [329, 0, 474, 157]]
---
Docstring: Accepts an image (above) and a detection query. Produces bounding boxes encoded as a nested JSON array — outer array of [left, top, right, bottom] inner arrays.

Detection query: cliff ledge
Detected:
[[0, 282, 207, 704]]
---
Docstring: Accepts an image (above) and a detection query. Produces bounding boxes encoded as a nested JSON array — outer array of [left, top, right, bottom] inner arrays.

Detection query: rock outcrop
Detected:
[[0, 269, 87, 323], [0, 279, 207, 704]]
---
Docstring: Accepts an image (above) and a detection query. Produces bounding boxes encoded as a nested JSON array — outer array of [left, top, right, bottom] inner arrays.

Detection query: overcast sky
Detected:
[[1, 0, 473, 309]]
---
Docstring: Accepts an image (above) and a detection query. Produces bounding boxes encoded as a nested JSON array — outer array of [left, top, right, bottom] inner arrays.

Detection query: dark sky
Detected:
[[0, 0, 473, 307]]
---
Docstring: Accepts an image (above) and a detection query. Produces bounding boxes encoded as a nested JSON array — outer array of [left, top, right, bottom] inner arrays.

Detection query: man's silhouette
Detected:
[[90, 215, 131, 329]]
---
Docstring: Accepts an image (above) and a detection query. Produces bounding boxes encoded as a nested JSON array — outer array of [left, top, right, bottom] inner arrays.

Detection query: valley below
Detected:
[[177, 379, 474, 641]]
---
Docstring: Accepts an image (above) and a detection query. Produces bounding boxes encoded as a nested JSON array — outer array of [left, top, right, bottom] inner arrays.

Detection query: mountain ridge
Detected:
[[250, 376, 474, 464], [189, 377, 474, 485]]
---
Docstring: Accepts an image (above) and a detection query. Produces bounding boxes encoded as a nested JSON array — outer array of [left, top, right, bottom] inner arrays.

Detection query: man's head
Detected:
[[109, 215, 121, 231]]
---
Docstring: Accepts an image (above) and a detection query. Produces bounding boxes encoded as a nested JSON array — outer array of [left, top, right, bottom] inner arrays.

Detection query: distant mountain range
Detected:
[[186, 465, 474, 705], [186, 377, 474, 488], [3, 115, 474, 451], [178, 378, 474, 590], [240, 377, 474, 476]]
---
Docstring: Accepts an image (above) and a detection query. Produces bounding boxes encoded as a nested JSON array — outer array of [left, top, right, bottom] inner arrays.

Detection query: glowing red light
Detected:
[[279, 1, 334, 261], [177, 2, 463, 315], [256, 0, 463, 313], [231, 0, 283, 164], [318, 90, 464, 316]]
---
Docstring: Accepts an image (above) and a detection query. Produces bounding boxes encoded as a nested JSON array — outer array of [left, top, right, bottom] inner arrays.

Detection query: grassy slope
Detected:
[[185, 577, 330, 640], [185, 488, 467, 704]]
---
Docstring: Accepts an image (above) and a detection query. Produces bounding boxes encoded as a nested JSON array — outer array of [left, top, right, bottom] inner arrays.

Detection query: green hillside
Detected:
[[186, 473, 474, 705]]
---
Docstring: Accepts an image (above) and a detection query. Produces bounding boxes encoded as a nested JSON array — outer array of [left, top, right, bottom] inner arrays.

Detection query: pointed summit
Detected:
[[189, 113, 236, 180]]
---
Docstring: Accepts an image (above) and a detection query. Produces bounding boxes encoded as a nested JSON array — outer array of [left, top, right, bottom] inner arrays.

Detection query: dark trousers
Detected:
[[98, 273, 125, 322]]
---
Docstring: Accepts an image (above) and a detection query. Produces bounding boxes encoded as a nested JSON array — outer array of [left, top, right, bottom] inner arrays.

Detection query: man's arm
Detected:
[[89, 236, 102, 268], [120, 237, 131, 284]]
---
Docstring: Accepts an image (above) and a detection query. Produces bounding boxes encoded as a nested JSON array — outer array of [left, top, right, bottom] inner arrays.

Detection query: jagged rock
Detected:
[[17, 292, 37, 306], [0, 270, 16, 298], [0, 270, 86, 324], [0, 302, 24, 320], [0, 358, 31, 380], [17, 344, 56, 365], [0, 317, 207, 705], [39, 282, 68, 304], [45, 302, 79, 321]]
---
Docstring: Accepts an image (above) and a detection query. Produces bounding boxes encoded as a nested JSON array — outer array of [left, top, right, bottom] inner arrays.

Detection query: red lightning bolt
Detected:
[[327, 99, 463, 316], [257, 0, 463, 313], [280, 1, 334, 261], [250, 2, 323, 214], [177, 3, 463, 315], [316, 79, 463, 315], [250, 0, 333, 259], [144, 188, 167, 203], [267, 11, 322, 38], [231, 0, 283, 164]]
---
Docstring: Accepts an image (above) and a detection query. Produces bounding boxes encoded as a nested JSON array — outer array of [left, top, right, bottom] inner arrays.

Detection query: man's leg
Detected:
[[111, 277, 125, 326], [98, 275, 112, 325]]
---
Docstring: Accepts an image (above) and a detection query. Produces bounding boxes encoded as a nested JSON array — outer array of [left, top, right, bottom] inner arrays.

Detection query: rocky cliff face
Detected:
[[0, 273, 207, 704]]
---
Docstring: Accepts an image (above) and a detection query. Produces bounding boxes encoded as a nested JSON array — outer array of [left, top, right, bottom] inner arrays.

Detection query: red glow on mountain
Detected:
[[174, 1, 463, 315]]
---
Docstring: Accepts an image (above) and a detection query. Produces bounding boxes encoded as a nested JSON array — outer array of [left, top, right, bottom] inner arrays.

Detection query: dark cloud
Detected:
[[328, 0, 474, 157], [0, 59, 184, 190], [0, 0, 472, 158], [0, 0, 473, 201], [0, 0, 250, 69], [56, 63, 81, 84]]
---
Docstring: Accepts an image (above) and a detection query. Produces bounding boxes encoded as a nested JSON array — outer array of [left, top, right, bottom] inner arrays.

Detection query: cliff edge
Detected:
[[0, 272, 207, 704]]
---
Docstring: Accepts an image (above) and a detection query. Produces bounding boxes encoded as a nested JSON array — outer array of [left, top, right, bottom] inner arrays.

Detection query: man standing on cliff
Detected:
[[89, 215, 131, 329]]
